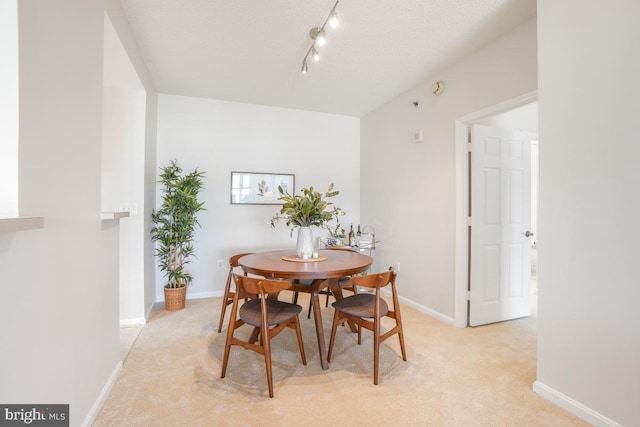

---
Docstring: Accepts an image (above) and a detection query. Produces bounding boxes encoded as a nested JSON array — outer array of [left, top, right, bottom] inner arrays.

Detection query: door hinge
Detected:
[[467, 142, 472, 152], [466, 290, 471, 300], [467, 217, 473, 226]]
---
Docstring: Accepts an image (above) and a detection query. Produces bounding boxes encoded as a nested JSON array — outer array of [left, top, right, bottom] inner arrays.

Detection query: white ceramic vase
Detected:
[[296, 227, 314, 259]]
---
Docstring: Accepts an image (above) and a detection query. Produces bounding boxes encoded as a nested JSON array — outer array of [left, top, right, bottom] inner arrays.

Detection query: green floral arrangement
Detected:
[[328, 210, 346, 239], [270, 183, 343, 237]]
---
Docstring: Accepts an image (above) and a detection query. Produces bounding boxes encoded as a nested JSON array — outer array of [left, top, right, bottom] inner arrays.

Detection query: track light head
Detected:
[[301, 60, 308, 74], [310, 27, 326, 46], [328, 10, 339, 28]]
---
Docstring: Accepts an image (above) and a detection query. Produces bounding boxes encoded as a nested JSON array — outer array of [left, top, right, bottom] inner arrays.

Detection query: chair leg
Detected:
[[248, 327, 260, 344], [293, 316, 307, 365], [220, 334, 232, 379], [220, 302, 238, 378], [217, 296, 232, 333], [373, 317, 380, 385], [327, 311, 342, 363], [394, 310, 407, 361], [262, 325, 274, 398], [398, 327, 407, 361], [217, 273, 233, 333]]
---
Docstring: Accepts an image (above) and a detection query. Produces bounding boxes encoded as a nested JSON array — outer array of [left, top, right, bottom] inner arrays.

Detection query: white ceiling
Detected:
[[118, 0, 536, 117]]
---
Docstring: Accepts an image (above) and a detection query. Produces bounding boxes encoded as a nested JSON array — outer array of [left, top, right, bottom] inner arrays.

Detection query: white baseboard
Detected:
[[533, 381, 622, 427], [155, 290, 224, 302], [119, 318, 146, 327], [81, 361, 123, 427], [145, 301, 156, 322], [186, 291, 223, 300], [393, 292, 456, 326]]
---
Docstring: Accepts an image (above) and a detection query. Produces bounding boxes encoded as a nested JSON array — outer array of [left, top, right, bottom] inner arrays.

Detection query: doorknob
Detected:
[[522, 230, 534, 238]]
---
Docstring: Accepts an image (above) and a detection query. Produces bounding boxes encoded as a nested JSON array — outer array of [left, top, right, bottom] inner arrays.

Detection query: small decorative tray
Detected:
[[282, 255, 328, 263]]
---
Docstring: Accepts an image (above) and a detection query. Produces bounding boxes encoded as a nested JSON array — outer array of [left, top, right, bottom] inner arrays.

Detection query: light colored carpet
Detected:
[[94, 293, 589, 427], [119, 325, 143, 362]]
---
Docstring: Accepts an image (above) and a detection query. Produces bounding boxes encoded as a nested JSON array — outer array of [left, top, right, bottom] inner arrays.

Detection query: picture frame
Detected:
[[230, 171, 295, 205]]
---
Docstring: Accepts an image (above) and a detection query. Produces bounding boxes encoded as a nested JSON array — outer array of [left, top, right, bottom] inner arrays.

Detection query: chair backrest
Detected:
[[234, 274, 293, 298], [229, 252, 254, 269], [351, 269, 396, 290]]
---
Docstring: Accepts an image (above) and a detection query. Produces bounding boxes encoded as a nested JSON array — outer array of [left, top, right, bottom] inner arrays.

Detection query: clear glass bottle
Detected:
[[348, 224, 354, 247]]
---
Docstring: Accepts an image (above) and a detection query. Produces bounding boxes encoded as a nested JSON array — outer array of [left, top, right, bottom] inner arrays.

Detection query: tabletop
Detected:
[[238, 249, 373, 280]]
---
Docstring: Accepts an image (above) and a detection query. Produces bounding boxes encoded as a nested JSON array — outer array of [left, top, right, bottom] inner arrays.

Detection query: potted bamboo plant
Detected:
[[151, 160, 206, 311]]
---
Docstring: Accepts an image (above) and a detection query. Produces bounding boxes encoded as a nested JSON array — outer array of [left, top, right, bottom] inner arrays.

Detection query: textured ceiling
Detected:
[[119, 0, 536, 117]]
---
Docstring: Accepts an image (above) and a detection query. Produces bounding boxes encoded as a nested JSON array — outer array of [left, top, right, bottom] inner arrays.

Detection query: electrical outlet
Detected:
[[217, 260, 224, 269], [395, 262, 401, 273]]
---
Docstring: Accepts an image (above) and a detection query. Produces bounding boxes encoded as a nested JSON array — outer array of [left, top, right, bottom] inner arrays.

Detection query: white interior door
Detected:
[[469, 124, 533, 326]]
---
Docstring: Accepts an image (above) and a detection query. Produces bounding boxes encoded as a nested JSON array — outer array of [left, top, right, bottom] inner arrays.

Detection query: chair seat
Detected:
[[332, 293, 388, 318], [240, 299, 303, 327], [295, 276, 355, 318]]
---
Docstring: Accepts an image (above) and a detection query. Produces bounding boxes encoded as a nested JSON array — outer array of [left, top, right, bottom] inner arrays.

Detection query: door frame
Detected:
[[454, 91, 538, 328]]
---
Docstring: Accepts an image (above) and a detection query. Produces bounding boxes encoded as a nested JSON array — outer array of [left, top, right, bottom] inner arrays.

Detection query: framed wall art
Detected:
[[230, 171, 294, 205]]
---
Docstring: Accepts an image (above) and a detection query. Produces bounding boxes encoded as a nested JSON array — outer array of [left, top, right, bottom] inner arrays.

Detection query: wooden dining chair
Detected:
[[221, 274, 307, 398], [327, 268, 406, 384], [292, 247, 358, 318], [317, 247, 358, 312], [304, 275, 354, 318], [217, 252, 254, 333]]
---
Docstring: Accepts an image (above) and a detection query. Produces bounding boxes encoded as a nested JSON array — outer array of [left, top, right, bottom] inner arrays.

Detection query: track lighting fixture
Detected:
[[300, 1, 339, 74], [311, 46, 320, 61]]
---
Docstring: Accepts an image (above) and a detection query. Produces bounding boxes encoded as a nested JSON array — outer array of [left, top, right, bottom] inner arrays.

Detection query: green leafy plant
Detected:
[[327, 209, 346, 239], [151, 160, 206, 289], [270, 183, 343, 236]]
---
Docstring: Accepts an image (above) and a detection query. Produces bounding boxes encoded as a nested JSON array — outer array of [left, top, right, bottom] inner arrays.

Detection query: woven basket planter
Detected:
[[164, 285, 187, 311]]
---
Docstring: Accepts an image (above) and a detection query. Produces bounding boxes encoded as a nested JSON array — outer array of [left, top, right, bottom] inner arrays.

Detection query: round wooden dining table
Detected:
[[239, 249, 373, 370]]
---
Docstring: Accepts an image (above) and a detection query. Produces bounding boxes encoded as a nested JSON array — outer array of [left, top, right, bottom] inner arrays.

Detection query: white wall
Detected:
[[102, 14, 147, 325], [361, 19, 538, 321], [0, 2, 120, 427], [143, 94, 159, 316], [476, 101, 538, 132], [104, 0, 159, 324], [155, 95, 361, 300], [0, 0, 19, 216], [535, 1, 640, 425]]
